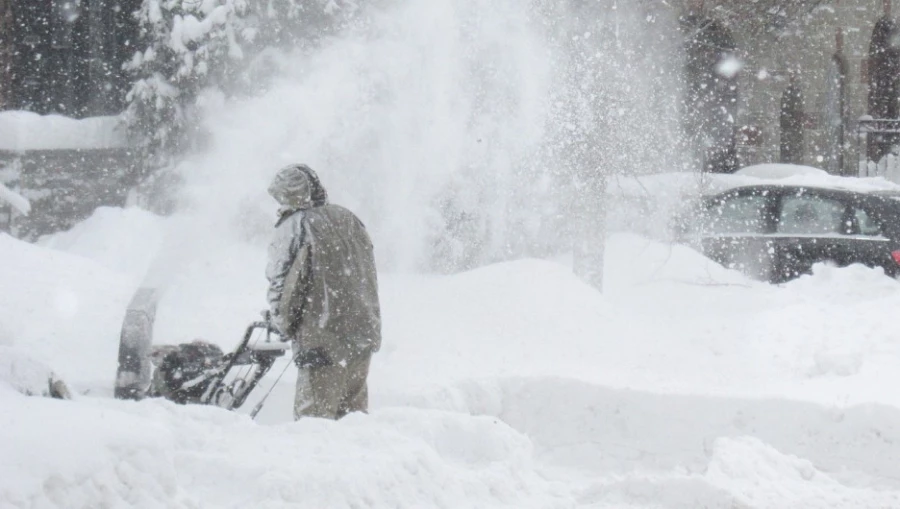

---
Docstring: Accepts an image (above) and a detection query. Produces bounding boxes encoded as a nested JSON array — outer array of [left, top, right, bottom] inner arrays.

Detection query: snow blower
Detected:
[[114, 287, 292, 416]]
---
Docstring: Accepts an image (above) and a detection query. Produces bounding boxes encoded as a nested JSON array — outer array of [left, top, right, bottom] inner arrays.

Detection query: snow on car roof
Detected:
[[734, 163, 829, 179], [721, 164, 900, 195], [608, 164, 900, 199]]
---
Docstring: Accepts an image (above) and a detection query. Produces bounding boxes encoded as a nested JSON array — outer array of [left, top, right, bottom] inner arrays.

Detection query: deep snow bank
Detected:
[[0, 386, 570, 509], [7, 222, 900, 506], [0, 234, 135, 392], [38, 207, 166, 281], [445, 377, 900, 507], [0, 346, 64, 398]]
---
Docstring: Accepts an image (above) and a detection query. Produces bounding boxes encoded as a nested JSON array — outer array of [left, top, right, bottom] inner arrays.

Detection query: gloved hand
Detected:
[[295, 347, 332, 369], [262, 309, 285, 336]]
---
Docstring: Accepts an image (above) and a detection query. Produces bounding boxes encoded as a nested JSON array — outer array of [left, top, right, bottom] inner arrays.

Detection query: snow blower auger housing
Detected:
[[114, 287, 291, 412]]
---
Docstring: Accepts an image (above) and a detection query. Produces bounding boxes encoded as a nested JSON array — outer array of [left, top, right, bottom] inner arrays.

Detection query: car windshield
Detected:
[[705, 193, 768, 234]]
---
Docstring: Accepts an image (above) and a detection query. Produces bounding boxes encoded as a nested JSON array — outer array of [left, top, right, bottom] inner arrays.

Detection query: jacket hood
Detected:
[[268, 164, 329, 212]]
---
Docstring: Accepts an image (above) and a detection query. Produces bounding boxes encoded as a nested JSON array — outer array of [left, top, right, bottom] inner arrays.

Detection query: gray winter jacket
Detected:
[[265, 164, 381, 362]]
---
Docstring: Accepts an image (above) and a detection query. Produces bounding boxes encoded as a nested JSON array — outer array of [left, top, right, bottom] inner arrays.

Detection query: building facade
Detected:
[[0, 0, 143, 239], [689, 0, 895, 175]]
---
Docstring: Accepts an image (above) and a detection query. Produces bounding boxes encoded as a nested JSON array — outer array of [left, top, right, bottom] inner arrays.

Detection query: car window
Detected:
[[853, 207, 883, 236], [777, 194, 846, 234], [706, 194, 768, 234]]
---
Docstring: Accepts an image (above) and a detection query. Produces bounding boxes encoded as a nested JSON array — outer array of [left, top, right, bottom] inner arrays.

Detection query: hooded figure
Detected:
[[266, 164, 381, 420]]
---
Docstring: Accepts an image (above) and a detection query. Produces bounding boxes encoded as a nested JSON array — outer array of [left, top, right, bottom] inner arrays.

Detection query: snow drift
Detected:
[[6, 222, 900, 506]]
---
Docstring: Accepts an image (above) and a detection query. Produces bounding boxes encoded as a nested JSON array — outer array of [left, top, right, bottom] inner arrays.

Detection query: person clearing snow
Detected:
[[266, 164, 382, 420]]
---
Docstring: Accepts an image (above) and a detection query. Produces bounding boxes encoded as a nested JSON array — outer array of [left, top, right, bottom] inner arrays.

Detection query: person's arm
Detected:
[[266, 214, 303, 333]]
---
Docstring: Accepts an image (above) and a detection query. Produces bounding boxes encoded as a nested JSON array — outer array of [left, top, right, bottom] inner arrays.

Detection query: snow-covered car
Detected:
[[674, 183, 900, 283]]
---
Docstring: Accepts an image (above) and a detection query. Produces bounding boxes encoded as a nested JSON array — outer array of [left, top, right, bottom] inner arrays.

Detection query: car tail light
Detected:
[[892, 250, 900, 265]]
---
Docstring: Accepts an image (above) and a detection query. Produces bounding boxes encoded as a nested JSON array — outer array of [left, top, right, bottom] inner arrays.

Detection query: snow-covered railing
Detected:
[[857, 116, 900, 178], [0, 147, 143, 239], [0, 111, 127, 152], [0, 110, 142, 239], [0, 181, 30, 216]]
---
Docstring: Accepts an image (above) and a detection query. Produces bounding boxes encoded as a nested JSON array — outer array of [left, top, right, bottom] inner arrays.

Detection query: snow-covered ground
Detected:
[[4, 202, 900, 508]]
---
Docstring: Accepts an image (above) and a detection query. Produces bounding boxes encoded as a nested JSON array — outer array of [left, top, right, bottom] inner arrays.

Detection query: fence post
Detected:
[[859, 116, 871, 176]]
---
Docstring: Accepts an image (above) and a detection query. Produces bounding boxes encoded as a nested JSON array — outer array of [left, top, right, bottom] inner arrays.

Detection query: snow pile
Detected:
[[768, 263, 900, 382], [705, 436, 900, 508], [0, 346, 58, 397], [728, 163, 900, 194], [735, 163, 829, 179], [0, 234, 135, 392], [5, 220, 900, 506], [610, 165, 900, 202], [39, 207, 166, 281], [0, 388, 568, 508], [488, 378, 900, 508], [0, 111, 127, 151]]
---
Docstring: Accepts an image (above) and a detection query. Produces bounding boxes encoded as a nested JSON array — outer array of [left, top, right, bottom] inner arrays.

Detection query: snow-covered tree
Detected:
[[123, 0, 359, 167], [123, 0, 257, 165]]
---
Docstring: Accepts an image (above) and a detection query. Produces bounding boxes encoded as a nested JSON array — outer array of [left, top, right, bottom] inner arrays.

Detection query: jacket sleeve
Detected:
[[266, 214, 304, 333]]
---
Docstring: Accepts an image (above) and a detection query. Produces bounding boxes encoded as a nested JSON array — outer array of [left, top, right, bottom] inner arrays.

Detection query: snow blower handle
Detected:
[[247, 309, 299, 420], [260, 309, 283, 339]]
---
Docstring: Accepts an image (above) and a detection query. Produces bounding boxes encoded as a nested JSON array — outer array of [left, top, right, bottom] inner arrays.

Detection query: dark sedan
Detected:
[[673, 184, 900, 283]]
